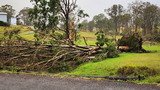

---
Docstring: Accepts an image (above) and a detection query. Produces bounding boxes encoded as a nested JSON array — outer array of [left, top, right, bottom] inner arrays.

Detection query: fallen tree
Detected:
[[0, 29, 118, 73], [0, 44, 103, 72]]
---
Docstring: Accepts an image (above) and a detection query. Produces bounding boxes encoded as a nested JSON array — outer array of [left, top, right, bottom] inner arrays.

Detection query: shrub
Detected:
[[94, 31, 119, 60], [136, 66, 157, 77], [95, 30, 108, 46], [117, 66, 135, 76], [117, 66, 157, 77], [94, 30, 119, 59]]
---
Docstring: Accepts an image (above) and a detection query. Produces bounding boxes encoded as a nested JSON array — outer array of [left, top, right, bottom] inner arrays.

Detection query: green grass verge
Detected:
[[140, 74, 160, 84], [67, 44, 160, 83]]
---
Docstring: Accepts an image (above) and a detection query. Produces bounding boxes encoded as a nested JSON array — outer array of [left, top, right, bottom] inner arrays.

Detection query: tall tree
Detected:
[[88, 20, 95, 32], [18, 7, 32, 26], [129, 1, 144, 33], [79, 20, 88, 31], [0, 4, 15, 24], [93, 13, 106, 30], [142, 2, 159, 35], [130, 1, 160, 35], [105, 4, 124, 41]]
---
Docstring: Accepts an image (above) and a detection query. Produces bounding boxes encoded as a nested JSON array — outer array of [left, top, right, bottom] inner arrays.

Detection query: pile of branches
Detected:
[[0, 45, 101, 72]]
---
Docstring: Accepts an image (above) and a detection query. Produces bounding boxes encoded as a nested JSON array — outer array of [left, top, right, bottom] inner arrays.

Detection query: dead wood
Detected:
[[0, 44, 103, 72]]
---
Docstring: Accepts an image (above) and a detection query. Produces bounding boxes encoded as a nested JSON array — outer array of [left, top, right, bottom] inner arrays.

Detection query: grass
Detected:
[[143, 44, 160, 52], [140, 74, 160, 84], [75, 39, 96, 46], [75, 31, 96, 46], [68, 44, 160, 83], [0, 26, 118, 44], [19, 31, 35, 41], [0, 25, 35, 40], [75, 31, 122, 46], [79, 31, 97, 39]]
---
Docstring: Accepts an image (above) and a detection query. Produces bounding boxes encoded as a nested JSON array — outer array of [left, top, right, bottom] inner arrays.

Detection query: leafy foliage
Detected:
[[29, 0, 59, 31], [95, 31, 108, 46], [94, 31, 118, 60], [103, 41, 119, 58]]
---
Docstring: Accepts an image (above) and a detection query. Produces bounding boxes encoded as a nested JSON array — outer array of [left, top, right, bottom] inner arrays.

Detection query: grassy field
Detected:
[[0, 25, 34, 40], [67, 44, 160, 83], [75, 31, 122, 46], [0, 26, 117, 45], [0, 26, 97, 43]]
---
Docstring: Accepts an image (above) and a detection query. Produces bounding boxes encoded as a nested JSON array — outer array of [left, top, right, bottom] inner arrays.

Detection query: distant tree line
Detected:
[[79, 1, 160, 37]]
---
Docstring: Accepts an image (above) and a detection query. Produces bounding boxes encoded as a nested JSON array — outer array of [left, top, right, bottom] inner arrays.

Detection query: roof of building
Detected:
[[0, 12, 7, 15]]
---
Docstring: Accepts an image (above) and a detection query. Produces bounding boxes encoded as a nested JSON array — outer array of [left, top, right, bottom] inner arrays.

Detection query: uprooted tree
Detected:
[[118, 33, 146, 52]]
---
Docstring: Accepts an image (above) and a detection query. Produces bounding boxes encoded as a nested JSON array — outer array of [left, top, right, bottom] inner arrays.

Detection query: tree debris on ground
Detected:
[[0, 44, 103, 73]]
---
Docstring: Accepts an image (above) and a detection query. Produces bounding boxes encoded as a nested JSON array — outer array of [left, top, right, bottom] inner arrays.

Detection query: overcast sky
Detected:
[[0, 0, 160, 20]]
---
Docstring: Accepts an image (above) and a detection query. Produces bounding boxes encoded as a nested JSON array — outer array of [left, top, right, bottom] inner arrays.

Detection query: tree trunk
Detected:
[[65, 15, 70, 40]]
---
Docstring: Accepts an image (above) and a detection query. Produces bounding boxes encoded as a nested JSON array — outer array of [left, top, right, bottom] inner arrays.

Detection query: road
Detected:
[[0, 74, 159, 90]]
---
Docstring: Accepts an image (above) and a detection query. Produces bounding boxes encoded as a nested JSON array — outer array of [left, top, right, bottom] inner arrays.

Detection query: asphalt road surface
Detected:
[[0, 74, 159, 90]]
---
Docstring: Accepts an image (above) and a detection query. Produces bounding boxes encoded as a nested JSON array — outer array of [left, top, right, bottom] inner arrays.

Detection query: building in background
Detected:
[[0, 12, 7, 23], [0, 11, 17, 25], [11, 17, 17, 25]]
